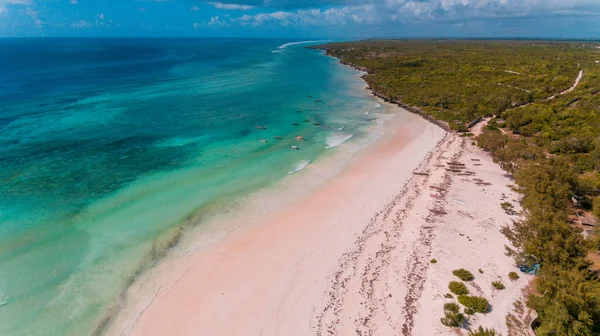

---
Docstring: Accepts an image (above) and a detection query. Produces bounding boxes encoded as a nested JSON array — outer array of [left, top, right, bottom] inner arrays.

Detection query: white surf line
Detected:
[[278, 40, 331, 49]]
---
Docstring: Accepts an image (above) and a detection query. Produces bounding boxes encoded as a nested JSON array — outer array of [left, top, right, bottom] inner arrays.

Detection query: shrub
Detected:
[[430, 259, 437, 264], [449, 281, 469, 295], [443, 302, 460, 313], [441, 303, 466, 327], [458, 295, 490, 314], [478, 268, 484, 274], [508, 272, 519, 281], [500, 202, 516, 215], [468, 326, 499, 336], [444, 293, 453, 299], [441, 312, 466, 327], [464, 307, 475, 315], [492, 281, 505, 290], [453, 268, 475, 281]]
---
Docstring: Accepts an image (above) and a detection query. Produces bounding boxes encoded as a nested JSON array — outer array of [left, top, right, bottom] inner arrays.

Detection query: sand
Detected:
[[107, 104, 531, 336]]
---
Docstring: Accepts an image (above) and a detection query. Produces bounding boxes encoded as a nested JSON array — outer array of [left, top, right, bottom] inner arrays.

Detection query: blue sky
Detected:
[[1, 0, 599, 38]]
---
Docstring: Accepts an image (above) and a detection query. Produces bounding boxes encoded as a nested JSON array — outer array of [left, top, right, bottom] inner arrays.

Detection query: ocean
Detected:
[[0, 38, 388, 335]]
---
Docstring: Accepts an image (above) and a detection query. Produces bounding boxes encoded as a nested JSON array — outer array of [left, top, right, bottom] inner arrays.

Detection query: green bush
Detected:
[[468, 326, 499, 336], [449, 281, 469, 295], [441, 312, 465, 327], [508, 272, 519, 281], [458, 295, 490, 314], [464, 307, 475, 315], [430, 259, 437, 264], [492, 281, 505, 290], [468, 326, 500, 336], [478, 268, 484, 274], [453, 268, 475, 281], [441, 302, 466, 327], [444, 293, 453, 299], [443, 302, 460, 313]]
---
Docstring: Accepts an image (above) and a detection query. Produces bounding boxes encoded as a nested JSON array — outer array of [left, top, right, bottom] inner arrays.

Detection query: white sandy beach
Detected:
[[107, 103, 531, 336]]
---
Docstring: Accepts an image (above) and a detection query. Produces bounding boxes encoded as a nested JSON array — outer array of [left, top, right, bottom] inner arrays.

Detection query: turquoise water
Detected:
[[0, 39, 384, 335]]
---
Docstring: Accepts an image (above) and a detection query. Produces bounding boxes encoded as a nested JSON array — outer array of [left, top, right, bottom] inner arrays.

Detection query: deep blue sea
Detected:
[[0, 38, 385, 335]]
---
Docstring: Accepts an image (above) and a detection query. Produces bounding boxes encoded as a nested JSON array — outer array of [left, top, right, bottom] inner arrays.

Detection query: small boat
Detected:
[[259, 139, 268, 143], [303, 119, 311, 123], [296, 110, 303, 113], [308, 95, 313, 98], [254, 125, 267, 130], [289, 145, 300, 150], [292, 123, 300, 126], [313, 122, 322, 126], [295, 136, 304, 141], [273, 136, 283, 140], [314, 100, 323, 102]]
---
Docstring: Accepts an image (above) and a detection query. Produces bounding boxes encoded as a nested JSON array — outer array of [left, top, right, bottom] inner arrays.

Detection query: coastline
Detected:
[[332, 57, 452, 132], [104, 53, 531, 336]]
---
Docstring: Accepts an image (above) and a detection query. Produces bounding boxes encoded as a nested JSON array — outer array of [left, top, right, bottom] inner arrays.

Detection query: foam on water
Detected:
[[287, 160, 311, 174], [0, 38, 390, 336], [325, 133, 355, 149], [277, 40, 330, 50]]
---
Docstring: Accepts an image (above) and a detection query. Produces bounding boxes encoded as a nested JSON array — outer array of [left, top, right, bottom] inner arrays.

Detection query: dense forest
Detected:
[[313, 40, 600, 335]]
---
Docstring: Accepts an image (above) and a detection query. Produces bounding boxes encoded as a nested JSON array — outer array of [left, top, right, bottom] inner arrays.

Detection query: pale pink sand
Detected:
[[108, 106, 530, 336]]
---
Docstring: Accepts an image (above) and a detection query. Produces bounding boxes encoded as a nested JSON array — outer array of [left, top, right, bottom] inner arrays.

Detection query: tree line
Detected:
[[314, 40, 600, 334]]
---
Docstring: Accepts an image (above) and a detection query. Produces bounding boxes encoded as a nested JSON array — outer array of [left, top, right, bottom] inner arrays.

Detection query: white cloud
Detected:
[[193, 22, 200, 28], [209, 2, 254, 10], [25, 6, 43, 26], [98, 13, 104, 20], [218, 0, 600, 31], [190, 5, 199, 10], [70, 0, 77, 4], [207, 15, 229, 26], [71, 19, 91, 28]]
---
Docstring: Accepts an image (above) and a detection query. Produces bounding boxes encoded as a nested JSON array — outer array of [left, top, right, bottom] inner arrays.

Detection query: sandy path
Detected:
[[108, 107, 531, 336], [560, 69, 583, 95], [560, 69, 584, 95]]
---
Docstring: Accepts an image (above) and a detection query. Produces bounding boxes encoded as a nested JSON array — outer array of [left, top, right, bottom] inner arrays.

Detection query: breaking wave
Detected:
[[277, 40, 330, 50], [288, 160, 311, 174], [325, 133, 354, 149]]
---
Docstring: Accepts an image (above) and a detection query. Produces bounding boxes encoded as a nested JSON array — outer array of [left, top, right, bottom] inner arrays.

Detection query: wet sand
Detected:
[[107, 104, 530, 335]]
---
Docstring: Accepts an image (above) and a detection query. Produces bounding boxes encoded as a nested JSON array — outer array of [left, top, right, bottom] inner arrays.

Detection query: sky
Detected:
[[0, 0, 599, 38]]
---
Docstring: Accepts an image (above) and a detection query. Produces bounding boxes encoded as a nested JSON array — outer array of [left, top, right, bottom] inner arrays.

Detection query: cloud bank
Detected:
[[201, 0, 600, 32]]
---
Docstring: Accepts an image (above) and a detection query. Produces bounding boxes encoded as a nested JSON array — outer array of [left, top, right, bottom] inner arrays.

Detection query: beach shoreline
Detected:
[[104, 98, 447, 335], [105, 54, 531, 336]]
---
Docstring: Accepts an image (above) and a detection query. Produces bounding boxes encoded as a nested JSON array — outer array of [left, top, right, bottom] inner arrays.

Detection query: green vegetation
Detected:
[[508, 272, 520, 281], [315, 39, 600, 335], [449, 281, 469, 295], [458, 295, 490, 314], [468, 326, 500, 336], [444, 293, 453, 299], [492, 281, 505, 290], [500, 202, 516, 215], [478, 268, 484, 274], [430, 259, 437, 264], [312, 40, 588, 131], [452, 268, 475, 281], [440, 302, 466, 327], [464, 307, 475, 315]]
